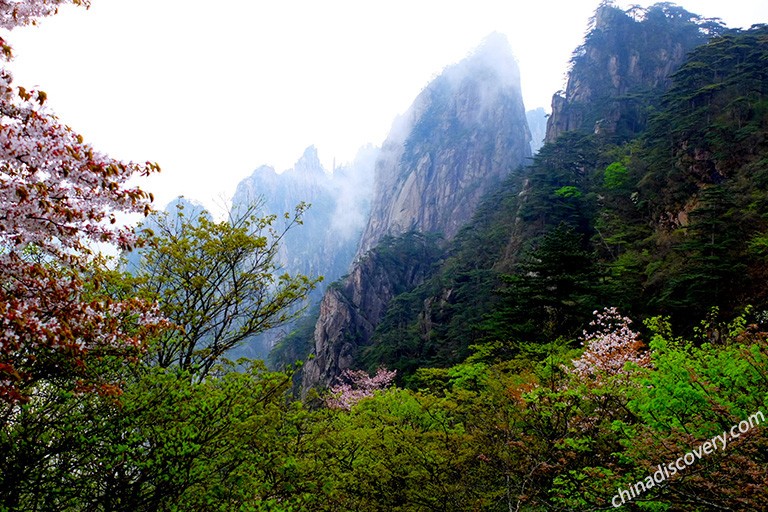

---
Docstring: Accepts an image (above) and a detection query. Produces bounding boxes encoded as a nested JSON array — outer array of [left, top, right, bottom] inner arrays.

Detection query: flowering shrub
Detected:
[[0, 0, 161, 403], [324, 367, 397, 410], [571, 307, 650, 381]]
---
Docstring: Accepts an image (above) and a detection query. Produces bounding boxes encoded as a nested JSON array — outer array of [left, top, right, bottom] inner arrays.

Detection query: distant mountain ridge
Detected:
[[228, 144, 377, 358], [526, 107, 547, 154]]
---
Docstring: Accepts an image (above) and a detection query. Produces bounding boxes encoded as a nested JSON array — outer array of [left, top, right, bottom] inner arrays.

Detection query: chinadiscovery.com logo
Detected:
[[612, 410, 765, 508]]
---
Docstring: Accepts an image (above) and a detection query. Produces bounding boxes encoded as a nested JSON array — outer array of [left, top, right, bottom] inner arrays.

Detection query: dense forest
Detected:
[[363, 20, 768, 381], [2, 1, 768, 511]]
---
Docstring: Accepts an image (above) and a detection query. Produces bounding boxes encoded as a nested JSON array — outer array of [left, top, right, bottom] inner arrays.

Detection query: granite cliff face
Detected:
[[302, 34, 532, 390], [358, 33, 531, 255], [545, 3, 716, 143], [301, 233, 442, 388]]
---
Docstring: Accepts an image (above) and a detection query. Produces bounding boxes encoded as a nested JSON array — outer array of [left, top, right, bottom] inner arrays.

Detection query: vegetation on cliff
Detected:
[[3, 3, 768, 511], [370, 16, 768, 384]]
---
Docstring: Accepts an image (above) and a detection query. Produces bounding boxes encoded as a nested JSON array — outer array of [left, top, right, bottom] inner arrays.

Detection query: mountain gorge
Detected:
[[10, 2, 768, 510], [298, 34, 533, 389], [290, 3, 768, 389]]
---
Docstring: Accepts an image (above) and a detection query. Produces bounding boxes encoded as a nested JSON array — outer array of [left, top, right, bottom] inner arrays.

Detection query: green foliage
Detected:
[[5, 275, 768, 511], [7, 9, 768, 512], [318, 388, 488, 511], [0, 361, 333, 511], [353, 232, 447, 374], [554, 185, 582, 198], [368, 231, 445, 296], [321, 312, 768, 510], [631, 26, 768, 325], [615, 313, 768, 508], [267, 302, 321, 373], [130, 202, 319, 377], [602, 158, 630, 189], [0, 195, 330, 510], [480, 224, 603, 349], [520, 131, 601, 230]]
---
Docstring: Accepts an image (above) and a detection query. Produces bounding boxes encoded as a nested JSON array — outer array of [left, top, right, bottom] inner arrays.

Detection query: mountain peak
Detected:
[[475, 32, 514, 59], [545, 2, 715, 142], [443, 32, 520, 91], [356, 31, 530, 256], [294, 145, 324, 175]]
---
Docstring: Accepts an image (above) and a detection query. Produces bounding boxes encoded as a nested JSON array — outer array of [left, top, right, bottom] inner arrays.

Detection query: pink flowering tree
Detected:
[[0, 0, 162, 403], [571, 307, 651, 382], [324, 367, 397, 410]]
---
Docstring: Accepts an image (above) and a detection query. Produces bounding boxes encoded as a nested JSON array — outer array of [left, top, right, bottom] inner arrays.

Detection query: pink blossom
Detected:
[[0, 1, 162, 403], [324, 367, 397, 410], [571, 307, 651, 382], [0, 1, 88, 31]]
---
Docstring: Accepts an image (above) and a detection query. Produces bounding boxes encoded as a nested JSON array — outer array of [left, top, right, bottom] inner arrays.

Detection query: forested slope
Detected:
[[5, 3, 768, 511], [366, 17, 768, 384]]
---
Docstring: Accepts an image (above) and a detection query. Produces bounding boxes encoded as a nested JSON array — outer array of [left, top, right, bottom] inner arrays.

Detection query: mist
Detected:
[[326, 145, 378, 241]]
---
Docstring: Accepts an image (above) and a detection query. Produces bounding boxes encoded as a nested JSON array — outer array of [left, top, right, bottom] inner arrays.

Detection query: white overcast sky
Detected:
[[5, 0, 767, 210]]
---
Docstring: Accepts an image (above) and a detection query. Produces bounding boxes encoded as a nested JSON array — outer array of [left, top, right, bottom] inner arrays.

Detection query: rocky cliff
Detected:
[[358, 32, 531, 255], [302, 34, 532, 390], [301, 232, 443, 388], [545, 3, 719, 143]]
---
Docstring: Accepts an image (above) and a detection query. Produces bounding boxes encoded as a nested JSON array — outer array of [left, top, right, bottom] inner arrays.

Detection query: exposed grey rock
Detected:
[[359, 32, 531, 255], [545, 3, 709, 143], [302, 33, 532, 391]]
